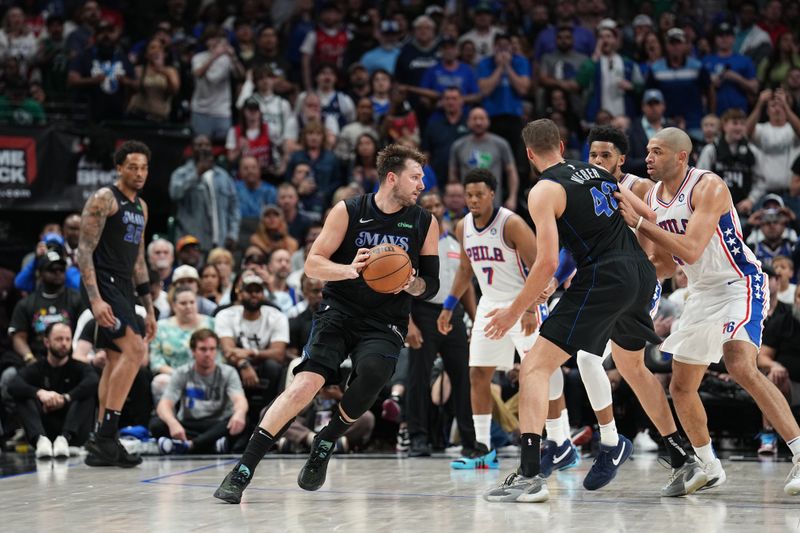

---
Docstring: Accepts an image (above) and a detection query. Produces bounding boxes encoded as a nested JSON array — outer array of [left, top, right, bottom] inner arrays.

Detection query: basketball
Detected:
[[361, 244, 412, 293]]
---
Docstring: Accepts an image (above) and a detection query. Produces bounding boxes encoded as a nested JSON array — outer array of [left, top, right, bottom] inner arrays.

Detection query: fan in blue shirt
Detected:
[[235, 156, 277, 219]]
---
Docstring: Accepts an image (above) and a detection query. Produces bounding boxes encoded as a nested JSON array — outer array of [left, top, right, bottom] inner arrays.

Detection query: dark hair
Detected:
[[376, 144, 427, 184], [587, 125, 629, 155], [314, 62, 338, 78], [521, 119, 561, 153], [463, 168, 497, 192], [114, 140, 151, 166], [189, 328, 219, 349], [200, 263, 223, 293], [419, 190, 442, 203], [44, 321, 70, 339], [721, 108, 746, 123]]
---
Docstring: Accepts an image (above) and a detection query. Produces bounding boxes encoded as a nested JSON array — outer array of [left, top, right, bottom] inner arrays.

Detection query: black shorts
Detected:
[[81, 270, 142, 351], [539, 253, 661, 357], [294, 304, 406, 386]]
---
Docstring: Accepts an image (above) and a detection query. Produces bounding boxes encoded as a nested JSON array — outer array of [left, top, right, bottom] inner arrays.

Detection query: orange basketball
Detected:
[[362, 244, 412, 293]]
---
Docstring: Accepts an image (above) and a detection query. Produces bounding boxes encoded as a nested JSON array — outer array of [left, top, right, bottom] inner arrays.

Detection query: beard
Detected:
[[50, 346, 71, 360], [154, 259, 171, 269], [243, 299, 262, 312]]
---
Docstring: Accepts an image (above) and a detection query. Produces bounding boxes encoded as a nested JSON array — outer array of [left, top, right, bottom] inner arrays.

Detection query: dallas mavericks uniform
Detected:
[[647, 167, 768, 365], [463, 207, 548, 369]]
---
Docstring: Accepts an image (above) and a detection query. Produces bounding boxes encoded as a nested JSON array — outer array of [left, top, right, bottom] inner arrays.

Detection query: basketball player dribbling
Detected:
[[215, 144, 441, 504], [77, 141, 157, 467], [437, 168, 575, 473], [616, 127, 800, 496]]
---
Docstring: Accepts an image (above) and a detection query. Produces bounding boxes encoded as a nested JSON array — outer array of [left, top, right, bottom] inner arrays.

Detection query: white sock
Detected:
[[560, 409, 570, 440], [599, 420, 619, 447], [545, 418, 567, 445], [787, 436, 800, 458], [693, 441, 716, 465], [473, 414, 492, 450]]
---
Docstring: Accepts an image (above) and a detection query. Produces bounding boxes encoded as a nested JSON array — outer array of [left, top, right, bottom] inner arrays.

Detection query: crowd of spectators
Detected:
[[1, 0, 800, 458]]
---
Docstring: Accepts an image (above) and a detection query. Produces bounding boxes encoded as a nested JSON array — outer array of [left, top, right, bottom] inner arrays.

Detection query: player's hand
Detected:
[[615, 192, 640, 228], [227, 413, 246, 436], [484, 306, 520, 340], [349, 248, 371, 278], [536, 278, 558, 304], [563, 270, 576, 289], [405, 319, 423, 349], [397, 268, 417, 294], [653, 315, 674, 337], [768, 364, 788, 386], [144, 312, 157, 343], [437, 309, 453, 335], [169, 422, 187, 441], [91, 299, 116, 329], [520, 310, 537, 336]]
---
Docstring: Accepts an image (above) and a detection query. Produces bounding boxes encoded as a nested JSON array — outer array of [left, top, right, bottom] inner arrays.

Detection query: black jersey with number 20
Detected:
[[539, 160, 645, 267], [93, 185, 145, 279]]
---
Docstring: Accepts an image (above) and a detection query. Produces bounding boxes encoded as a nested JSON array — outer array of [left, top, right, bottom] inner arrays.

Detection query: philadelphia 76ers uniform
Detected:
[[463, 207, 549, 369], [647, 166, 768, 365]]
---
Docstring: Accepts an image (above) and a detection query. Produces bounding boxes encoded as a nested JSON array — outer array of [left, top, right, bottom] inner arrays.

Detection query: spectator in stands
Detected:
[[206, 248, 235, 305], [747, 207, 797, 269], [289, 222, 323, 281], [381, 83, 419, 144], [0, 7, 37, 71], [169, 265, 218, 317], [539, 25, 588, 115], [758, 32, 800, 89], [746, 89, 800, 199], [476, 32, 531, 184], [646, 27, 711, 140], [151, 328, 247, 454], [734, 1, 773, 67], [422, 88, 470, 190], [67, 19, 135, 122], [147, 238, 175, 286], [578, 21, 643, 124], [774, 256, 797, 304], [236, 64, 292, 157], [215, 272, 289, 417], [343, 13, 377, 72], [299, 1, 349, 90], [236, 155, 276, 221], [199, 264, 224, 305], [395, 15, 439, 120], [226, 97, 272, 172], [0, 77, 45, 125], [290, 162, 326, 218], [788, 156, 800, 219], [233, 18, 256, 70], [149, 286, 215, 399], [758, 0, 788, 47], [277, 182, 314, 243], [637, 29, 664, 79], [335, 96, 380, 163], [251, 27, 293, 98], [704, 22, 758, 115], [65, 0, 101, 59], [296, 63, 355, 130], [265, 248, 297, 313], [249, 204, 299, 256], [170, 134, 241, 251], [459, 3, 502, 62], [127, 37, 180, 122], [415, 37, 480, 108], [288, 274, 323, 349], [34, 15, 68, 102], [360, 20, 402, 75], [190, 26, 244, 142], [285, 121, 342, 200], [346, 62, 371, 101], [9, 323, 97, 457], [534, 1, 595, 61], [697, 108, 762, 214], [149, 268, 170, 319], [60, 214, 81, 268], [283, 92, 340, 155], [370, 69, 393, 122], [449, 107, 518, 210]]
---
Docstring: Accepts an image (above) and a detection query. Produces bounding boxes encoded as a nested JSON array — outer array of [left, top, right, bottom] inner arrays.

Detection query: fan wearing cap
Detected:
[[359, 20, 402, 75], [235, 64, 292, 154], [645, 27, 712, 140], [225, 96, 272, 171], [174, 235, 202, 269], [169, 135, 241, 251], [745, 194, 798, 267], [299, 1, 349, 91], [168, 265, 218, 317], [14, 231, 81, 293], [703, 22, 758, 116]]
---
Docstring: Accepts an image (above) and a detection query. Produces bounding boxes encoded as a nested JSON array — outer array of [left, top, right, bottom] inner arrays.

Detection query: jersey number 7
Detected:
[[482, 266, 494, 285]]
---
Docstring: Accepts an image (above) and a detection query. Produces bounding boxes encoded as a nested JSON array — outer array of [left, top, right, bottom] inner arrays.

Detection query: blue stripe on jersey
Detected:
[[717, 211, 759, 277], [567, 262, 597, 345], [649, 281, 662, 319], [744, 273, 767, 346], [538, 303, 550, 322], [561, 216, 592, 260]]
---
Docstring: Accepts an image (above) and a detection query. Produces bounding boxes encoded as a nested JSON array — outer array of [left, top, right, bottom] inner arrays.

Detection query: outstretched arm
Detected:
[[77, 188, 117, 328]]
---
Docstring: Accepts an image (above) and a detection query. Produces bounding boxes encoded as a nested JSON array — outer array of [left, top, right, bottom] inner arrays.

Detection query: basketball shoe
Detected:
[[757, 432, 777, 455], [85, 434, 142, 468], [297, 435, 335, 491], [583, 435, 632, 490], [540, 439, 580, 477], [698, 458, 726, 491], [450, 443, 499, 470], [785, 456, 800, 496], [483, 471, 549, 503], [661, 456, 708, 497], [214, 463, 252, 504]]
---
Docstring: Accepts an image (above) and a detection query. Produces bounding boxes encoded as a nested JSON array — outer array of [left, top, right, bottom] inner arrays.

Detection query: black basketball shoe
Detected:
[[85, 434, 142, 468], [297, 435, 335, 491], [214, 463, 253, 504]]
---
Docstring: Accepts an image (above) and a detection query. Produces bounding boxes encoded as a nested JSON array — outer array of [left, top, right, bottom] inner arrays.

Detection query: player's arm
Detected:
[[405, 215, 440, 298], [437, 219, 475, 334], [305, 201, 370, 281], [77, 188, 117, 328], [630, 178, 656, 201], [134, 199, 157, 342], [485, 181, 564, 339], [504, 215, 545, 311], [615, 185, 657, 223], [624, 175, 729, 265]]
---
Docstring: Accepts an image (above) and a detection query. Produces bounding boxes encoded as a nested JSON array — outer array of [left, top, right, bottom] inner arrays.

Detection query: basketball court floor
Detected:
[[1, 449, 798, 532]]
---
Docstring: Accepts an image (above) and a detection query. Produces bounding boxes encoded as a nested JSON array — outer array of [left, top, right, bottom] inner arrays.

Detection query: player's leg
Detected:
[[540, 369, 580, 476], [576, 349, 616, 440], [723, 340, 800, 495], [438, 314, 477, 455]]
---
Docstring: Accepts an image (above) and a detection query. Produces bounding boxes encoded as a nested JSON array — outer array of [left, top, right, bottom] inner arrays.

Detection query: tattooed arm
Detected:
[[134, 199, 157, 342], [77, 188, 117, 328]]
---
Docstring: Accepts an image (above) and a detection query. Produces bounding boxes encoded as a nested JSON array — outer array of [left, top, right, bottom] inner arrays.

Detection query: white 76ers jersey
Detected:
[[618, 172, 645, 192], [463, 208, 527, 300], [647, 167, 762, 291]]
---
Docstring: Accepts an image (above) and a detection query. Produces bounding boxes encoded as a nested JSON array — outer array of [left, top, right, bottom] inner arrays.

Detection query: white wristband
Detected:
[[635, 216, 644, 231]]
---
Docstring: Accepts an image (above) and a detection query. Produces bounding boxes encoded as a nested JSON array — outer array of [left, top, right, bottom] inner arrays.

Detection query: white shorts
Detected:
[[662, 274, 768, 366], [470, 298, 548, 370]]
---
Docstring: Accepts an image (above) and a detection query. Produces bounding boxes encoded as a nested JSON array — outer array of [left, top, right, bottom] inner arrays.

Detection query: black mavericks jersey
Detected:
[[93, 185, 145, 279], [324, 193, 433, 327], [540, 160, 645, 267]]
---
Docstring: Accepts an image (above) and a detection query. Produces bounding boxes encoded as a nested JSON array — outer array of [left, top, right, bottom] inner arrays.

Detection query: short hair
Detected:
[[314, 62, 338, 78], [170, 285, 196, 303], [189, 328, 219, 350], [521, 119, 561, 153], [463, 168, 497, 192], [207, 247, 233, 266], [278, 182, 297, 193], [721, 108, 746, 123], [114, 140, 151, 166], [376, 144, 427, 184], [147, 238, 173, 257], [773, 255, 794, 268], [301, 120, 325, 138], [44, 321, 70, 339], [651, 127, 693, 154], [419, 190, 442, 203], [588, 125, 629, 155]]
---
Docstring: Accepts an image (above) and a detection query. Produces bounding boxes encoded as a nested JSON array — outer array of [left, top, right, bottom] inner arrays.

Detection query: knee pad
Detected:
[[577, 350, 613, 411]]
